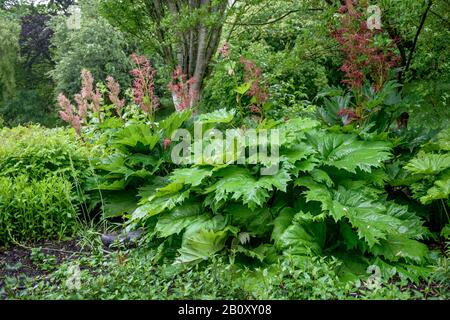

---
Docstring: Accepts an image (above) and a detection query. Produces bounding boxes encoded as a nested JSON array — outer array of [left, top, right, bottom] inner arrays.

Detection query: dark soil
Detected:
[[0, 239, 86, 290]]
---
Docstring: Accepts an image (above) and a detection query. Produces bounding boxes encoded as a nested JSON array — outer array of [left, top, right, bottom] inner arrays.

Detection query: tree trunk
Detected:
[[146, 0, 228, 110]]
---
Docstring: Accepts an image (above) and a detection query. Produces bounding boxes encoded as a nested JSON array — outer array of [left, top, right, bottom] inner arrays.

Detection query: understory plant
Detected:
[[0, 175, 79, 244], [0, 125, 91, 244], [387, 128, 450, 234], [112, 108, 435, 283]]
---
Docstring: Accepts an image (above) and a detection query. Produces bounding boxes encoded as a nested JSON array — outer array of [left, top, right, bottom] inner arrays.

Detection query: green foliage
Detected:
[[404, 131, 450, 206], [49, 1, 133, 98], [0, 125, 91, 244], [0, 175, 79, 244], [88, 110, 192, 218], [122, 109, 431, 274], [4, 246, 447, 300], [0, 12, 19, 100], [0, 125, 90, 180]]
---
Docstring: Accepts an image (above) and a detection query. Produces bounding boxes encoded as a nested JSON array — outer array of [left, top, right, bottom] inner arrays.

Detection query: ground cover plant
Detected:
[[0, 0, 448, 300]]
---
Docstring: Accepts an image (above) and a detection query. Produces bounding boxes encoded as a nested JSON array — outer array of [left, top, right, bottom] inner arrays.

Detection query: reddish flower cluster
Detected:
[[58, 94, 81, 135], [332, 1, 400, 91], [218, 42, 230, 58], [130, 53, 159, 113], [80, 69, 94, 100], [168, 65, 198, 111], [163, 138, 171, 150], [59, 69, 107, 135], [240, 57, 269, 110], [106, 76, 125, 116], [79, 69, 102, 113], [249, 105, 262, 114], [337, 108, 358, 125]]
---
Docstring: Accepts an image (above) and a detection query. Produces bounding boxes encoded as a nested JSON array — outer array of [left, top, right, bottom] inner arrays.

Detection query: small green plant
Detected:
[[0, 175, 80, 244], [30, 248, 58, 271]]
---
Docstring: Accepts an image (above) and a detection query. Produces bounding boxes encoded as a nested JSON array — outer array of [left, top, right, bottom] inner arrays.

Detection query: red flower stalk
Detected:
[[58, 93, 81, 135], [130, 53, 159, 114], [168, 65, 198, 111], [91, 88, 102, 113], [80, 69, 94, 100], [240, 57, 269, 108], [332, 0, 400, 92], [74, 93, 88, 120], [106, 76, 125, 116]]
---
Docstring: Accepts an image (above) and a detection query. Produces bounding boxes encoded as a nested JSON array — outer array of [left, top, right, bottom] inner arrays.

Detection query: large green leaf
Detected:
[[176, 215, 231, 263], [307, 132, 392, 173], [278, 118, 320, 146], [159, 109, 192, 137], [131, 190, 190, 220], [295, 176, 333, 211], [385, 203, 428, 239], [225, 204, 272, 236], [155, 202, 201, 238], [295, 181, 421, 249], [170, 167, 214, 187], [372, 235, 429, 264], [197, 108, 236, 124], [102, 191, 138, 218], [207, 167, 266, 209], [420, 170, 450, 204], [113, 124, 160, 152], [405, 153, 450, 175], [276, 214, 326, 256], [271, 207, 296, 243], [330, 187, 401, 247]]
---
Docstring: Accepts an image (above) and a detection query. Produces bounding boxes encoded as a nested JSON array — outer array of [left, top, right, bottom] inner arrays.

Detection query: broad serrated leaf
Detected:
[[113, 124, 160, 152], [372, 235, 428, 264], [102, 191, 138, 218], [307, 132, 391, 173], [405, 153, 450, 175], [197, 108, 236, 124], [277, 219, 326, 256], [131, 190, 190, 221], [159, 109, 192, 137], [420, 170, 450, 204], [385, 203, 428, 239], [278, 118, 320, 146], [271, 207, 296, 243], [176, 215, 230, 263], [225, 204, 272, 236], [330, 187, 400, 247], [310, 168, 334, 187], [295, 176, 333, 211], [155, 202, 201, 238], [207, 168, 263, 209], [170, 167, 214, 187]]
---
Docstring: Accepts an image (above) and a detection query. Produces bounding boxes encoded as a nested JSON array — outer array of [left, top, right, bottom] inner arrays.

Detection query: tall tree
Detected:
[[100, 0, 230, 108]]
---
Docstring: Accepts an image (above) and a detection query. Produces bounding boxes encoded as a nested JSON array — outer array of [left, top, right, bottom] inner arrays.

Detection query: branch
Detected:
[[229, 8, 323, 26], [430, 9, 450, 28], [404, 0, 433, 75]]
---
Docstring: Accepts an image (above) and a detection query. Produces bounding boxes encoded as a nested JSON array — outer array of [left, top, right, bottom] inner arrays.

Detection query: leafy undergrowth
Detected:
[[1, 240, 448, 300]]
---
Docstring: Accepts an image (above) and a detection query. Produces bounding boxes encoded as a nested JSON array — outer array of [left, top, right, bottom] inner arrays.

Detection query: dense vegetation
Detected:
[[0, 0, 448, 300]]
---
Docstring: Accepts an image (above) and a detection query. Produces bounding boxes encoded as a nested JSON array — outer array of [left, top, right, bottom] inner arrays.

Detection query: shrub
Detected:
[[0, 175, 79, 244], [0, 125, 90, 180], [0, 125, 92, 244]]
